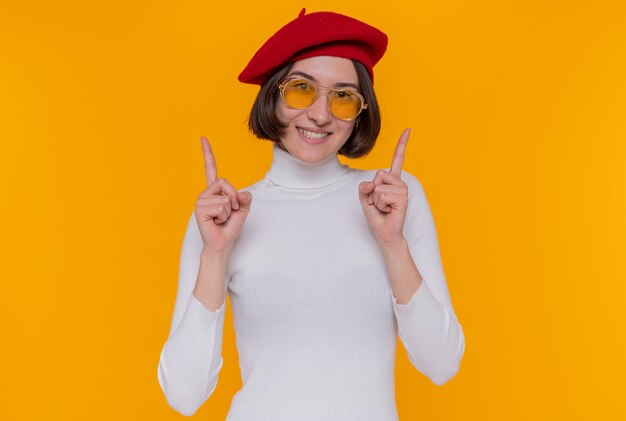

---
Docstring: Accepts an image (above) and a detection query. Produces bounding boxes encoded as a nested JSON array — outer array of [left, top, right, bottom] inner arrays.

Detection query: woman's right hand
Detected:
[[195, 136, 252, 256]]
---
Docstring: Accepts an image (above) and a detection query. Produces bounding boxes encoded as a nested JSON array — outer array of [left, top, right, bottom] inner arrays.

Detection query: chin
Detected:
[[280, 139, 336, 165]]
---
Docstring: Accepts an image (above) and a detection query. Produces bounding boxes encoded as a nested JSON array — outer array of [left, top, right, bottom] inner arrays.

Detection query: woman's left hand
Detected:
[[358, 128, 411, 246]]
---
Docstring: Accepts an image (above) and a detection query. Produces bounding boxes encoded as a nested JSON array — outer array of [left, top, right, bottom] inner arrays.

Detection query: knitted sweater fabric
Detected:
[[157, 143, 465, 420]]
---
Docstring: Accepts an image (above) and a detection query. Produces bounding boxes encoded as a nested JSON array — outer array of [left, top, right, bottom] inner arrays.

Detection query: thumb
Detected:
[[237, 191, 253, 212], [358, 181, 375, 205]]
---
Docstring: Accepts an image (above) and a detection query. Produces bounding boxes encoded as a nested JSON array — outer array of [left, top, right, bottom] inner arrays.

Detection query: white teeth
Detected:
[[298, 128, 329, 139]]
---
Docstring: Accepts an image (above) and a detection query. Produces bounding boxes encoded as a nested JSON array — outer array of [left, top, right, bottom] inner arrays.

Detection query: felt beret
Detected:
[[238, 8, 388, 85]]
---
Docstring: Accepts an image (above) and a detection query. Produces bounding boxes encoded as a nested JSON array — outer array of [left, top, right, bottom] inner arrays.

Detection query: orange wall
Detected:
[[1, 1, 625, 419]]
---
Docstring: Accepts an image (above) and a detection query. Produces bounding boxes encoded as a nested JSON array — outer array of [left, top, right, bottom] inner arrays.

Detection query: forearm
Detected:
[[378, 237, 423, 304], [192, 249, 230, 312]]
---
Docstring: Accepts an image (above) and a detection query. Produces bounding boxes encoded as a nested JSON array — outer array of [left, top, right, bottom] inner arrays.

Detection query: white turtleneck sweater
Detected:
[[157, 143, 465, 420]]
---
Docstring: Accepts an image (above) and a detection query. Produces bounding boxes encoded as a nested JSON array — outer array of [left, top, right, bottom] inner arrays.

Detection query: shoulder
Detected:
[[400, 170, 427, 199], [239, 178, 267, 193]]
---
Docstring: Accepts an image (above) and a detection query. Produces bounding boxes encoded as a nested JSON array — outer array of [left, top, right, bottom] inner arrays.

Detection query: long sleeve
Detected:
[[157, 211, 227, 416], [390, 172, 466, 385]]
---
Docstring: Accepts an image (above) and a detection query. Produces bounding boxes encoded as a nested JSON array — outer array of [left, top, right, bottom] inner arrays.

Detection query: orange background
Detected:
[[2, 1, 625, 419]]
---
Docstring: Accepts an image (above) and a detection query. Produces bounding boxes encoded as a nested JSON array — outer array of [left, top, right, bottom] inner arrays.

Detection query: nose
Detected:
[[306, 92, 332, 126]]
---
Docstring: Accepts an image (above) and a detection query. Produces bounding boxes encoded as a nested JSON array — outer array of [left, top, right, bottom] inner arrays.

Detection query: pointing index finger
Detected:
[[201, 136, 218, 186], [390, 128, 411, 178]]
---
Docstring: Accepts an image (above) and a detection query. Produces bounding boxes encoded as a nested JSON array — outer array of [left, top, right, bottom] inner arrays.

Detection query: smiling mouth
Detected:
[[297, 127, 331, 139]]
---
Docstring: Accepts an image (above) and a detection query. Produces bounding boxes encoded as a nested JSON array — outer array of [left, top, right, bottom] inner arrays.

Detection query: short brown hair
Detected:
[[247, 60, 381, 159]]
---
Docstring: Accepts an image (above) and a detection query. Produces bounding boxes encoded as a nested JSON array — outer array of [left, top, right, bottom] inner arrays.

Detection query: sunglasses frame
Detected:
[[277, 77, 368, 121]]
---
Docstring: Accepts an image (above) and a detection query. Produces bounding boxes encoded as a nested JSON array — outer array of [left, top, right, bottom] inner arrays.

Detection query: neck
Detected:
[[265, 143, 349, 189]]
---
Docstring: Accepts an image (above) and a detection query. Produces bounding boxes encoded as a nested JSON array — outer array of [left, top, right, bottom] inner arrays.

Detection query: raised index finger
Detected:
[[201, 136, 218, 186], [390, 128, 411, 178]]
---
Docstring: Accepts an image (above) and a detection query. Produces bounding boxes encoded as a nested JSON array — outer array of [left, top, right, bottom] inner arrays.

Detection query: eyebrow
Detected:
[[287, 71, 360, 90]]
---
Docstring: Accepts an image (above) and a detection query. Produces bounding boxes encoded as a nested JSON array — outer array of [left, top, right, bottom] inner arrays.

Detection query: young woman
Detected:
[[158, 9, 465, 420]]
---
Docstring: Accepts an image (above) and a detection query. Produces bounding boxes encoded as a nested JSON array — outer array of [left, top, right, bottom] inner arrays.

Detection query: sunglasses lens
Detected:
[[330, 91, 362, 120], [282, 80, 316, 109], [281, 79, 364, 120]]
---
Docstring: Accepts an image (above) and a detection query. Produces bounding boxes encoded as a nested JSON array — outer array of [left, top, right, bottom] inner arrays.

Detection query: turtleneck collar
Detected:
[[265, 143, 350, 189]]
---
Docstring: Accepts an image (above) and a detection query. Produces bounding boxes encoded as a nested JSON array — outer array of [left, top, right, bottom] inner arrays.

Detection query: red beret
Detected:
[[238, 8, 388, 85]]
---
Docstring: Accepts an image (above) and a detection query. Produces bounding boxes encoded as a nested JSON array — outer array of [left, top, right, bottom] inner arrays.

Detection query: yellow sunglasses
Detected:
[[277, 78, 368, 121]]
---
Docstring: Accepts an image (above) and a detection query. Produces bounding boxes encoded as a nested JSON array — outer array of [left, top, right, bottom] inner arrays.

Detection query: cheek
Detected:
[[340, 122, 356, 138], [276, 101, 302, 126]]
